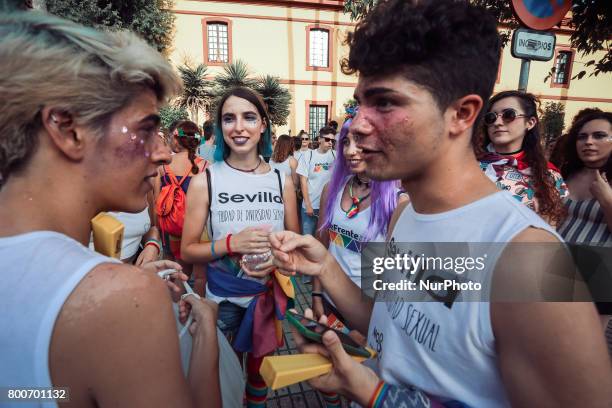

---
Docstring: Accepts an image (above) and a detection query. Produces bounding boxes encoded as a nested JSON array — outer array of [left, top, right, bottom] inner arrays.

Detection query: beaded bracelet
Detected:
[[368, 381, 389, 408]]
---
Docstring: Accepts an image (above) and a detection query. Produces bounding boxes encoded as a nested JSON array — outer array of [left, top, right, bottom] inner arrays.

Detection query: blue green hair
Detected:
[[213, 87, 273, 161]]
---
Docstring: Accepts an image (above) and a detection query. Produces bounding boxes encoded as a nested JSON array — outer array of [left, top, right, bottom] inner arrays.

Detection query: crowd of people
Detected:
[[1, 0, 611, 407]]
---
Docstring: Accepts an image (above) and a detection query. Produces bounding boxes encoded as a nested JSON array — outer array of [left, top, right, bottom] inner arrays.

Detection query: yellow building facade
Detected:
[[169, 0, 612, 136]]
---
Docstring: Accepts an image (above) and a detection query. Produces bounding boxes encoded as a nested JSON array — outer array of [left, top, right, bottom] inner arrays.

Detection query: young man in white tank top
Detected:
[[269, 0, 612, 406], [0, 13, 221, 408]]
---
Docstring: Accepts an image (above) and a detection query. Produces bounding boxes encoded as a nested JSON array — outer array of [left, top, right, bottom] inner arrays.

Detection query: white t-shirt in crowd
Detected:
[[296, 148, 335, 210], [293, 148, 310, 165], [198, 143, 216, 163], [269, 157, 292, 178], [324, 177, 385, 306], [205, 161, 286, 307]]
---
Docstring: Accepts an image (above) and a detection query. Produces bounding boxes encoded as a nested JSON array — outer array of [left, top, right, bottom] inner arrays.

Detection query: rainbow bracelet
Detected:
[[368, 381, 390, 408]]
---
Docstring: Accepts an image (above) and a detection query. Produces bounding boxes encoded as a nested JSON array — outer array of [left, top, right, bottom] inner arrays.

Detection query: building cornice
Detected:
[[182, 0, 344, 12]]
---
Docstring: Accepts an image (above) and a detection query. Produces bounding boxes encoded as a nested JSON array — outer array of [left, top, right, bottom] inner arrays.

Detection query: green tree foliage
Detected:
[[174, 63, 214, 122], [540, 101, 565, 149], [45, 0, 175, 53], [212, 60, 258, 93], [254, 75, 291, 126], [343, 0, 611, 77], [159, 105, 188, 130]]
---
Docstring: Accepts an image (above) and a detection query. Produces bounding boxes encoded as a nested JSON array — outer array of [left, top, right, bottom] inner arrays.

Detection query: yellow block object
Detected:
[[91, 212, 124, 259], [274, 270, 295, 298], [260, 349, 375, 390]]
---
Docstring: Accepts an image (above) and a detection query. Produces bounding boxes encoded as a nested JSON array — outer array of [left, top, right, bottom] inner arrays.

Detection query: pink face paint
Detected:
[[114, 125, 151, 160]]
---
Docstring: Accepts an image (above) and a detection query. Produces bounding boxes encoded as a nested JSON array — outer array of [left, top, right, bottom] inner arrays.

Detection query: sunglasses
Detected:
[[484, 108, 527, 126], [301, 138, 310, 141], [320, 137, 334, 142]]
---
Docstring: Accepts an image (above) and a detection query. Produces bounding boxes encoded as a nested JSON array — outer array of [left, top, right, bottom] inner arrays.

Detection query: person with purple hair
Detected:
[[312, 118, 408, 322]]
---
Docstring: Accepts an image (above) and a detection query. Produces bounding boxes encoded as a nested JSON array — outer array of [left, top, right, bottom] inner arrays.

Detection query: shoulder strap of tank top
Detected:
[[205, 167, 213, 239], [274, 168, 284, 203]]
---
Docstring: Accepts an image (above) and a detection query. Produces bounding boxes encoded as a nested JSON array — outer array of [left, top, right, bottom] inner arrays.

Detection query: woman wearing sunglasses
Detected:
[[294, 129, 311, 164], [479, 90, 567, 226], [558, 110, 612, 346]]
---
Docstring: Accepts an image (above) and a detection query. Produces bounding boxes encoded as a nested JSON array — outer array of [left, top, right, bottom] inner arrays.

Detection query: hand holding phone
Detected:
[[286, 310, 371, 358], [279, 308, 381, 406]]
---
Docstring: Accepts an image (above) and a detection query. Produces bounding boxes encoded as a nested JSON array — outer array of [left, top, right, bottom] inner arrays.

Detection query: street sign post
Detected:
[[511, 28, 556, 61], [511, 28, 556, 91], [509, 0, 569, 91]]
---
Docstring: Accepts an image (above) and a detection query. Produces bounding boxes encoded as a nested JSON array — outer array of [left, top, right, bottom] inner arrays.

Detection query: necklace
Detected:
[[497, 147, 523, 155], [355, 175, 370, 187], [225, 158, 262, 173], [345, 177, 371, 218]]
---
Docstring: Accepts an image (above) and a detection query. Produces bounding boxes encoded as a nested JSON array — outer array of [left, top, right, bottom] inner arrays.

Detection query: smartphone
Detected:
[[286, 311, 371, 358]]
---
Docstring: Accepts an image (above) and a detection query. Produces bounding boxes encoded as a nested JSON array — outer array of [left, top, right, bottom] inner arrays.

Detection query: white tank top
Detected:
[[325, 179, 384, 305], [0, 232, 114, 407], [205, 161, 286, 306], [366, 191, 558, 407], [269, 157, 292, 178]]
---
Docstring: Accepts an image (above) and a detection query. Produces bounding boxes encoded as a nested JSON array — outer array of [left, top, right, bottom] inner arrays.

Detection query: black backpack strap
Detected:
[[274, 169, 284, 203], [205, 167, 213, 239]]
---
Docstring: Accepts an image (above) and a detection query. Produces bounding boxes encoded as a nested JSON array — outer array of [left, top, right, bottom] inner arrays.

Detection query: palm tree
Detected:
[[212, 59, 257, 93], [175, 63, 213, 122], [255, 75, 291, 127]]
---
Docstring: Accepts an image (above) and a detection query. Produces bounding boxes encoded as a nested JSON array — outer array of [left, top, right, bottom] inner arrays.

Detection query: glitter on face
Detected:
[[130, 134, 137, 141], [122, 126, 128, 134]]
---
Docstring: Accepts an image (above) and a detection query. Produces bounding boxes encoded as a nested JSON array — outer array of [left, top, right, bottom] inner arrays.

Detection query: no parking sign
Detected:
[[511, 0, 571, 31]]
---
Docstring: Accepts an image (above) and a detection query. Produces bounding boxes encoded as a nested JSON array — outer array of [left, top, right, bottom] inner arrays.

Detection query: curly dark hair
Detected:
[[560, 111, 612, 181], [342, 0, 501, 144], [479, 90, 567, 225], [550, 107, 603, 170], [174, 120, 202, 174]]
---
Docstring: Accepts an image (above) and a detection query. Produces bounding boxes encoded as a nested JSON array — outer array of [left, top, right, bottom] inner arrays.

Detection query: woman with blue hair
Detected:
[[181, 86, 299, 407]]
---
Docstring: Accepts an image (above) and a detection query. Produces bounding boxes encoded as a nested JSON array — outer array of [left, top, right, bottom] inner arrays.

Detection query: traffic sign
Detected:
[[511, 28, 556, 61], [511, 0, 571, 31]]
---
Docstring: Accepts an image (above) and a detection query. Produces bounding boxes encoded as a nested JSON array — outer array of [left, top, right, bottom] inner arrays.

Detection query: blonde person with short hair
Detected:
[[0, 12, 220, 408]]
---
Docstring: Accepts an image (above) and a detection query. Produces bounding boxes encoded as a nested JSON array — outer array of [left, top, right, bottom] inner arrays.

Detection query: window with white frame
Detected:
[[309, 29, 329, 68], [309, 105, 328, 139], [553, 51, 572, 85], [207, 22, 229, 63]]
